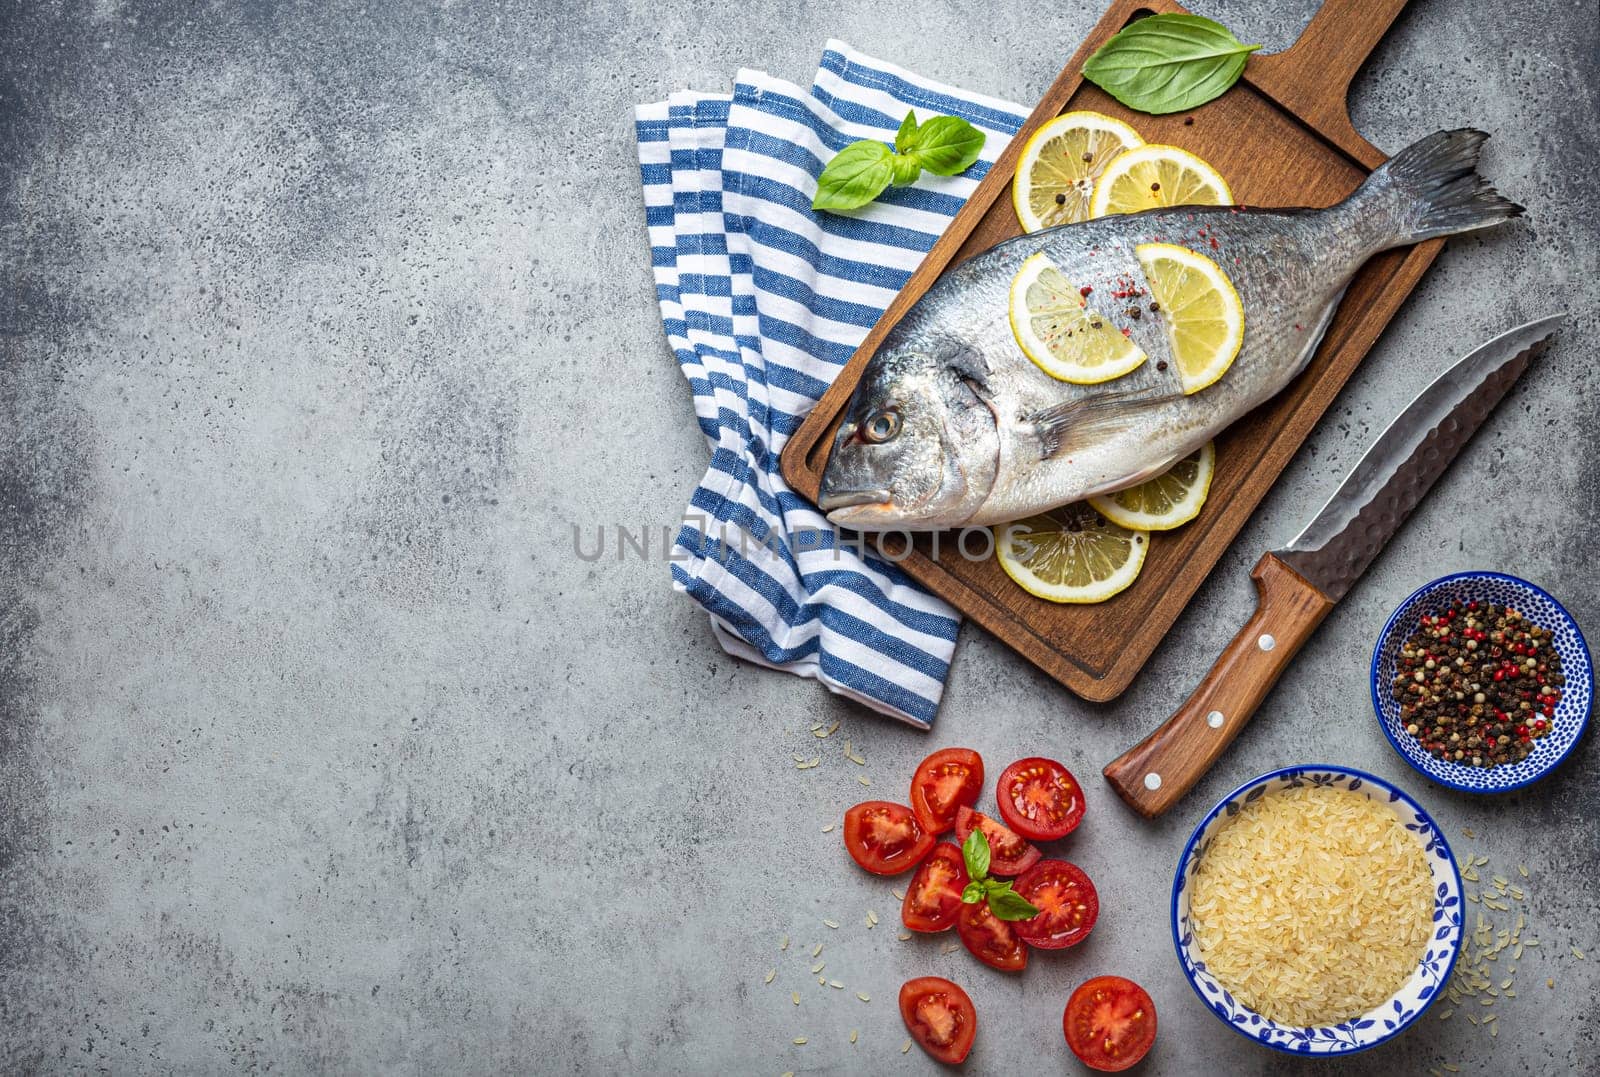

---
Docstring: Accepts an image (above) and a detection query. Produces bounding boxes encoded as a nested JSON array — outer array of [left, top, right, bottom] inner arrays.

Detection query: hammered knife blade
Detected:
[[1103, 314, 1564, 818]]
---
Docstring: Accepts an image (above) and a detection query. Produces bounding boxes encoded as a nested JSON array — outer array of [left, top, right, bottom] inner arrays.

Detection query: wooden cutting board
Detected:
[[778, 0, 1438, 703]]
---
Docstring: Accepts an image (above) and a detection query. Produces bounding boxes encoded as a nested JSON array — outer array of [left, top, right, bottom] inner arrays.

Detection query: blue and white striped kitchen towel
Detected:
[[635, 42, 1025, 727]]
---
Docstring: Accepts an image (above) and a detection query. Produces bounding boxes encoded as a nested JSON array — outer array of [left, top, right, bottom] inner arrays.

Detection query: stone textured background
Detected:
[[3, 0, 1597, 1072]]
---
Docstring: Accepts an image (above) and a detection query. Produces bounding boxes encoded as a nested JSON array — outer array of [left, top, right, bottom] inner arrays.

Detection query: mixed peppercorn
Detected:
[[1391, 600, 1565, 769]]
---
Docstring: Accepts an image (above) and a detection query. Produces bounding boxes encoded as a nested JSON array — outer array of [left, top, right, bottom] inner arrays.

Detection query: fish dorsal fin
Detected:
[[1027, 387, 1173, 460]]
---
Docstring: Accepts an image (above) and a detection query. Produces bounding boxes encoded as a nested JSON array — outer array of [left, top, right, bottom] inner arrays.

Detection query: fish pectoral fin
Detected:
[[1026, 389, 1168, 461]]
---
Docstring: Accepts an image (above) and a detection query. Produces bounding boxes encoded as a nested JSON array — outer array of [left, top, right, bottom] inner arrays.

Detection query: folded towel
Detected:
[[635, 42, 1025, 727]]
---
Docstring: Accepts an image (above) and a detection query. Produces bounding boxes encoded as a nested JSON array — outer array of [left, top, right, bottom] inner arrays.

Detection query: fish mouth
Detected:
[[817, 487, 892, 512]]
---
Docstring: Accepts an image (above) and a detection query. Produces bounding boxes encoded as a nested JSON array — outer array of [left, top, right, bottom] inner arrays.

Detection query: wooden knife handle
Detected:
[[1102, 553, 1334, 819]]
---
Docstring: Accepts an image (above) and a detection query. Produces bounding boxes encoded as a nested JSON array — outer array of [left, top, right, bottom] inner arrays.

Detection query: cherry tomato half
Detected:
[[954, 805, 1041, 876], [909, 748, 984, 834], [957, 898, 1028, 972], [1012, 859, 1099, 949], [1064, 976, 1156, 1072], [842, 801, 935, 875], [901, 842, 970, 933], [996, 757, 1085, 841], [900, 976, 978, 1064]]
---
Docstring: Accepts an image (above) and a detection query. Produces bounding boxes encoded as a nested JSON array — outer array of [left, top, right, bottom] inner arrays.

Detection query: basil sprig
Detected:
[[958, 829, 1041, 922], [812, 110, 986, 212], [1083, 13, 1261, 115]]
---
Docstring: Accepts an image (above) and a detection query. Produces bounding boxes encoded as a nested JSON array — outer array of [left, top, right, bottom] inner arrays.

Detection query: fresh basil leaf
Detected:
[[903, 115, 985, 176], [1082, 13, 1261, 115], [984, 886, 1042, 922], [813, 140, 895, 211], [889, 153, 922, 187], [895, 110, 920, 154], [962, 828, 991, 881], [960, 881, 986, 905]]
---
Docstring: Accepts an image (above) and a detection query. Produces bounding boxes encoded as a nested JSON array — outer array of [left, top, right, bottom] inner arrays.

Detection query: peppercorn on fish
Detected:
[[818, 130, 1522, 529]]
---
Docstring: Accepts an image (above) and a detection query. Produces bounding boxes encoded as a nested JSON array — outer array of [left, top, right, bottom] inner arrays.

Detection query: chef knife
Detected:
[[1102, 314, 1565, 819]]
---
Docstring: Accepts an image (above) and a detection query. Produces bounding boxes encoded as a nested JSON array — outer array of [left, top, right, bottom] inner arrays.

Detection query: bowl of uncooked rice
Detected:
[[1171, 766, 1463, 1055]]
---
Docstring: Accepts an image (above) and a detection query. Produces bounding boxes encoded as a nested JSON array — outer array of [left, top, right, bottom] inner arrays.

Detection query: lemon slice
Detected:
[[1135, 243, 1244, 394], [1008, 252, 1147, 384], [1012, 111, 1144, 232], [996, 504, 1149, 604], [1088, 144, 1232, 217], [1089, 442, 1216, 531]]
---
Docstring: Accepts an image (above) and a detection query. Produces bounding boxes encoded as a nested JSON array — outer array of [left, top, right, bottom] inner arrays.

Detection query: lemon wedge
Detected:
[[1135, 243, 1244, 394], [1012, 112, 1144, 232], [1008, 252, 1147, 384], [1088, 144, 1232, 217], [996, 504, 1148, 604], [1089, 442, 1216, 531]]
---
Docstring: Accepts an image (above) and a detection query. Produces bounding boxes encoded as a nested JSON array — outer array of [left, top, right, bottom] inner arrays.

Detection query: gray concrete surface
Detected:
[[2, 0, 1597, 1073]]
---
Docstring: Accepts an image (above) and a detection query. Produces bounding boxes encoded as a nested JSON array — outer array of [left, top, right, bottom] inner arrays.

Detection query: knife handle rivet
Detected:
[[1207, 710, 1225, 728], [1143, 772, 1162, 791], [1258, 633, 1277, 652]]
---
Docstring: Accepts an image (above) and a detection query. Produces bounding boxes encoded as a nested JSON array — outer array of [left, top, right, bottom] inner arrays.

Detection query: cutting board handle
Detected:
[[1248, 0, 1412, 157]]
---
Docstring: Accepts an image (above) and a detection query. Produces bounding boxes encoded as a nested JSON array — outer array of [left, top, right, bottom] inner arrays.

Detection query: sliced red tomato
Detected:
[[996, 756, 1085, 841], [842, 801, 935, 875], [1064, 976, 1156, 1072], [1012, 859, 1099, 949], [901, 842, 970, 933], [954, 805, 1040, 876], [909, 748, 984, 834], [900, 976, 977, 1064], [957, 898, 1028, 972]]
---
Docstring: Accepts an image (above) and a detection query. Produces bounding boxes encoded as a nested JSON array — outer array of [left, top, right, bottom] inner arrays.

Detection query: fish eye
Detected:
[[861, 408, 901, 444]]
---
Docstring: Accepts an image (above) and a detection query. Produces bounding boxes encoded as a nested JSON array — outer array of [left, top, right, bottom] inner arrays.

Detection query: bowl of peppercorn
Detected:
[[1372, 572, 1592, 793]]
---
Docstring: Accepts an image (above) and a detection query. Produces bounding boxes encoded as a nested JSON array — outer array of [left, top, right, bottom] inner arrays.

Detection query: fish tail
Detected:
[[1355, 129, 1524, 247]]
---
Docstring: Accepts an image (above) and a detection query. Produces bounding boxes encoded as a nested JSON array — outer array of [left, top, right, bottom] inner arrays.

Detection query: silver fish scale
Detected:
[[904, 202, 1374, 524], [819, 130, 1523, 530]]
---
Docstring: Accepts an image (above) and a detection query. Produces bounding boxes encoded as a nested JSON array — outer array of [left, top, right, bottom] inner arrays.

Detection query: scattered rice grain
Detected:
[[867, 910, 879, 926], [850, 1030, 858, 1044], [1518, 864, 1529, 878], [823, 920, 839, 930], [764, 969, 775, 985], [857, 776, 871, 787], [793, 1037, 807, 1045], [1574, 947, 1587, 960], [791, 991, 800, 1006], [902, 1040, 912, 1054], [856, 992, 870, 1002]]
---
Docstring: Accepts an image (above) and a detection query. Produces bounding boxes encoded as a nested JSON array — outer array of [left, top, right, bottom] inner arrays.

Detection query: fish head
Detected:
[[817, 340, 999, 530]]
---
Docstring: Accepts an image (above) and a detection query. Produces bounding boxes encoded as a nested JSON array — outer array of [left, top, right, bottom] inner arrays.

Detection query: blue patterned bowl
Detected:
[[1171, 766, 1463, 1056], [1371, 572, 1592, 793]]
